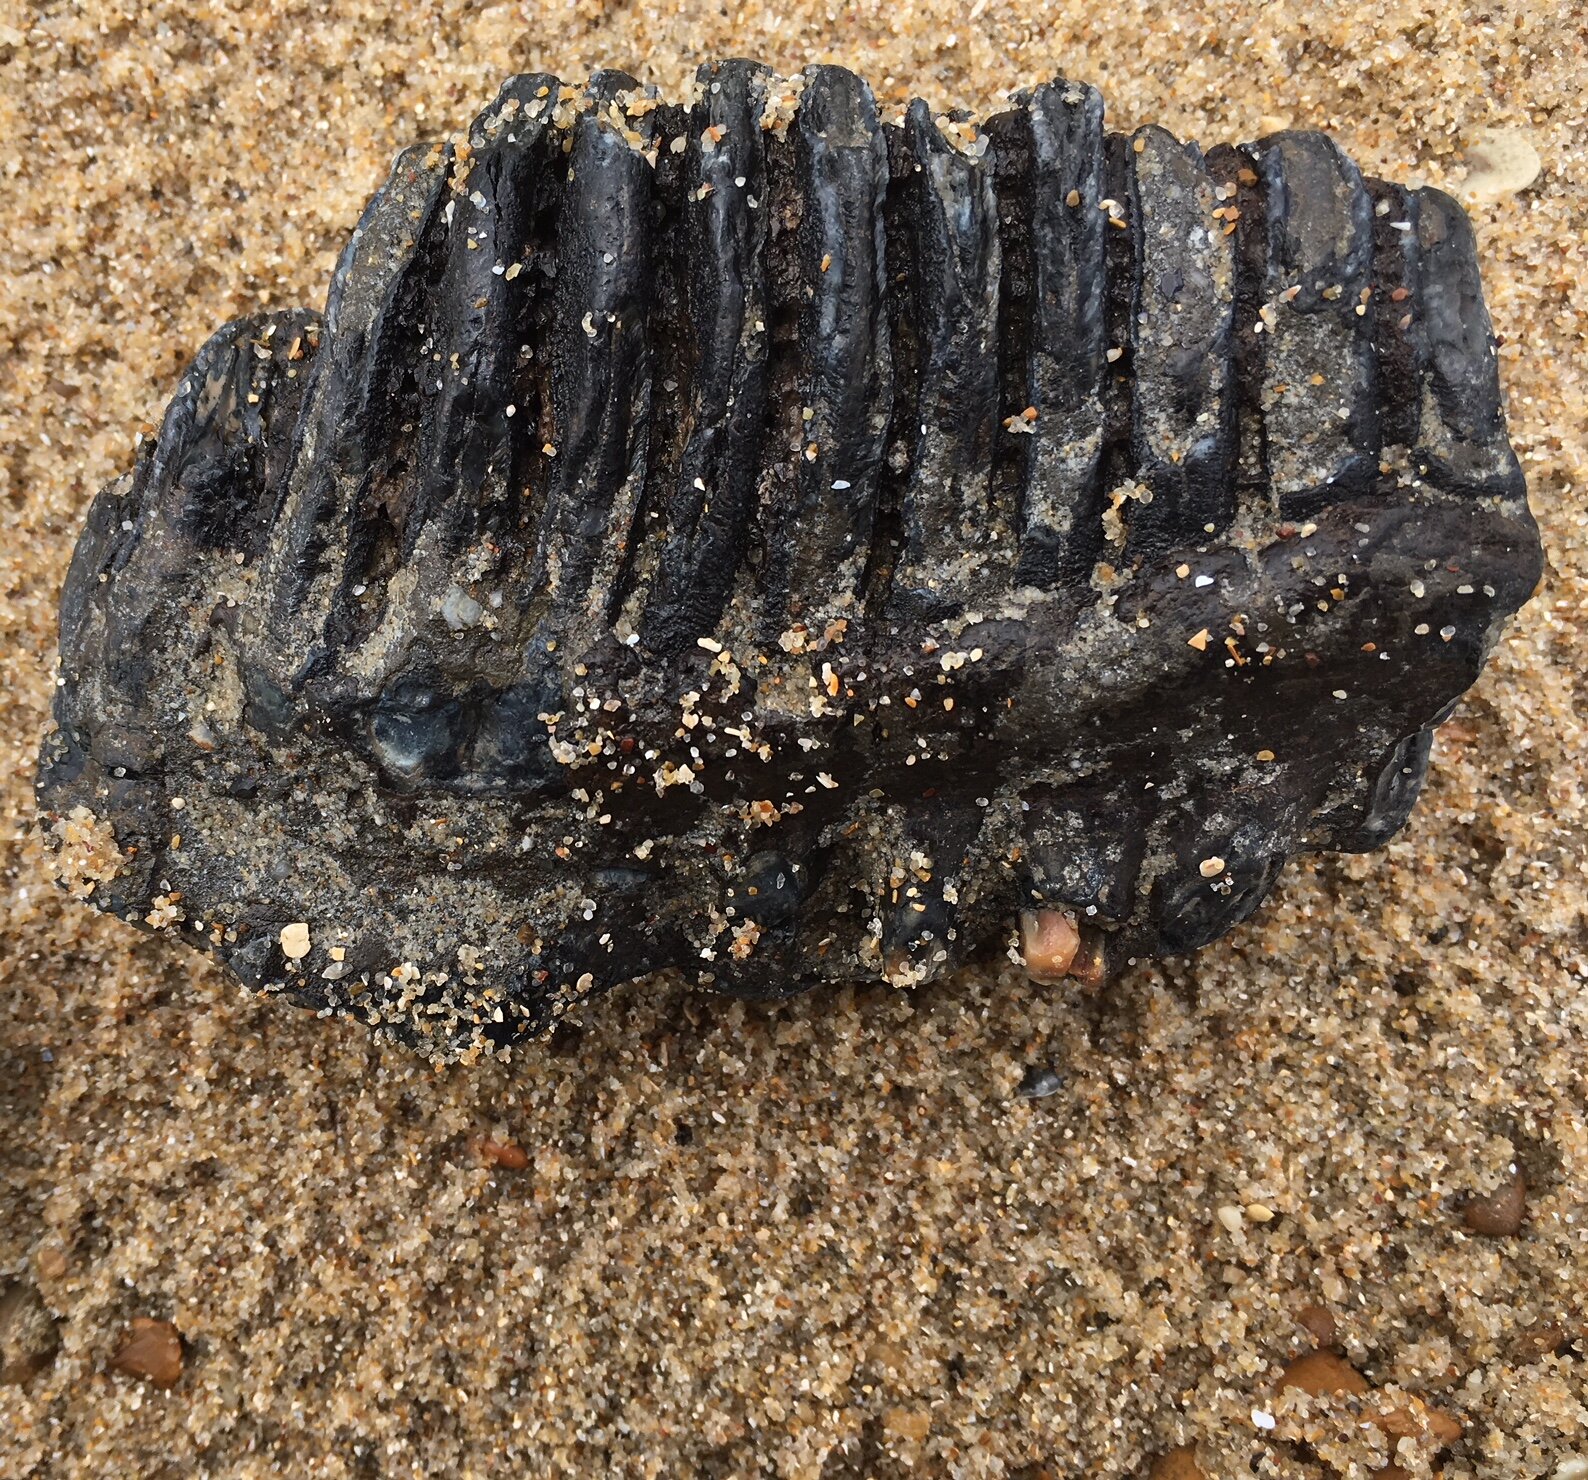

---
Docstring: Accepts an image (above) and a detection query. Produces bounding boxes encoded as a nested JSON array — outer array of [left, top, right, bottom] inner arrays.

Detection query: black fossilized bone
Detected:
[[37, 62, 1542, 1061]]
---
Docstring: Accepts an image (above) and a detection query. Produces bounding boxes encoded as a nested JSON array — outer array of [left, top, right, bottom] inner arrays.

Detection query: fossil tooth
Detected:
[[36, 63, 1543, 1061]]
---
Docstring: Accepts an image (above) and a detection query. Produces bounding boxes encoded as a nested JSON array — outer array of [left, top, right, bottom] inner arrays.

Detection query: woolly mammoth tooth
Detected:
[[37, 65, 1542, 1062]]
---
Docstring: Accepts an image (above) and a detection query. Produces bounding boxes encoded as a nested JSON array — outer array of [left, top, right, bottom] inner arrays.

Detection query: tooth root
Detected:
[[466, 71, 562, 147], [1366, 180, 1423, 452], [1312, 728, 1434, 853], [94, 311, 320, 651], [1014, 785, 1131, 987], [1152, 806, 1291, 953], [322, 141, 456, 346], [1019, 784, 1143, 922], [713, 848, 827, 998], [138, 311, 322, 560], [881, 886, 959, 987], [51, 310, 321, 791], [873, 804, 974, 988], [330, 147, 458, 476], [583, 67, 644, 108]]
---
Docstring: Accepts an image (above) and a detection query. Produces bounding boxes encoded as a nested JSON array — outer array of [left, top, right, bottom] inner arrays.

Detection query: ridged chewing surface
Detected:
[[36, 61, 1542, 1062]]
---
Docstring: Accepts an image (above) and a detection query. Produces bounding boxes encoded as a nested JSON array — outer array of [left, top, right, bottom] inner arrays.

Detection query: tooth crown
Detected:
[[37, 63, 1541, 1061]]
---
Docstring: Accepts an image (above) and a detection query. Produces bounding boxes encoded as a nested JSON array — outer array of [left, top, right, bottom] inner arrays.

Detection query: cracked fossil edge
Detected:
[[36, 62, 1543, 1063]]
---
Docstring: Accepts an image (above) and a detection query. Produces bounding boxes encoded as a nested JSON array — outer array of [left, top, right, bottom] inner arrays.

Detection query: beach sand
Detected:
[[1, 2, 1585, 1474]]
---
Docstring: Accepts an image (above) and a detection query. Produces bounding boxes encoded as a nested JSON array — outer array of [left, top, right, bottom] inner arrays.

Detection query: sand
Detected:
[[1, 2, 1585, 1476]]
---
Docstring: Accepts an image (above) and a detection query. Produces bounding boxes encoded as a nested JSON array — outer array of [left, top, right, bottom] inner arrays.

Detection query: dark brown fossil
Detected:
[[36, 62, 1541, 1061]]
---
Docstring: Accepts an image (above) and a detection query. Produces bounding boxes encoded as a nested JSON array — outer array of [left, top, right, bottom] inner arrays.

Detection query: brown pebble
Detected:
[[1429, 1408, 1464, 1445], [1019, 908, 1079, 984], [1380, 1401, 1464, 1445], [1464, 1167, 1526, 1236], [1281, 1352, 1462, 1447], [110, 1317, 184, 1387], [1509, 1322, 1572, 1361], [1279, 1349, 1369, 1396], [1149, 1445, 1208, 1480], [476, 1137, 530, 1171], [34, 1247, 68, 1281], [1295, 1303, 1338, 1348], [1067, 925, 1109, 989]]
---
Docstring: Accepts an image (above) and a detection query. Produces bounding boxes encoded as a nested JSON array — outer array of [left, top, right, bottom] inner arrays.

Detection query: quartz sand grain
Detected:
[[3, 2, 1587, 1476]]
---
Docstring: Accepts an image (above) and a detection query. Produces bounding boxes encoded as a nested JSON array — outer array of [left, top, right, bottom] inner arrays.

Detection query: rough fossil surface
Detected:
[[36, 61, 1543, 1061]]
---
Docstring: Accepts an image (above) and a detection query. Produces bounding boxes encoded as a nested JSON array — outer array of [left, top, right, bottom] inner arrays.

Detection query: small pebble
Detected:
[[1510, 1322, 1575, 1362], [1016, 1066, 1063, 1100], [1280, 1350, 1370, 1396], [1462, 126, 1542, 199], [1464, 1166, 1526, 1236], [476, 1137, 530, 1170], [1216, 1204, 1245, 1234], [278, 921, 311, 960], [1295, 1303, 1339, 1348], [1279, 1352, 1462, 1444], [1019, 907, 1079, 984], [110, 1317, 183, 1387]]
